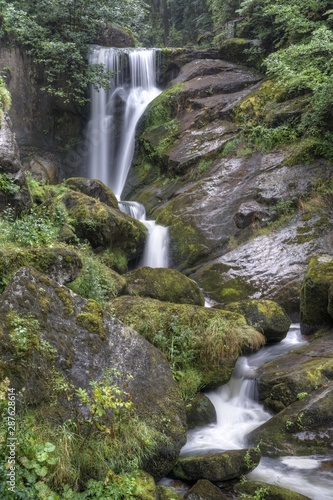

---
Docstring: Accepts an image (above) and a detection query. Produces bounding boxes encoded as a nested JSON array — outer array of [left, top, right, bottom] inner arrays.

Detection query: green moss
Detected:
[[76, 299, 105, 338], [55, 286, 75, 316], [198, 265, 255, 304]]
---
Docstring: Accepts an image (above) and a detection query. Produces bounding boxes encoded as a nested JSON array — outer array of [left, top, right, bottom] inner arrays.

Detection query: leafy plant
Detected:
[[0, 173, 19, 195]]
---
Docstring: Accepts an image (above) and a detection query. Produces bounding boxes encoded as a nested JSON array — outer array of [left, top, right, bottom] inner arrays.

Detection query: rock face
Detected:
[[125, 266, 205, 305], [0, 113, 31, 213], [300, 254, 333, 334], [217, 299, 291, 343], [0, 267, 187, 479], [171, 449, 261, 481]]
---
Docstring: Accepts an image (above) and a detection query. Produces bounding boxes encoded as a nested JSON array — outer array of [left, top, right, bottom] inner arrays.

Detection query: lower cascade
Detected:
[[178, 325, 333, 499], [87, 47, 168, 267]]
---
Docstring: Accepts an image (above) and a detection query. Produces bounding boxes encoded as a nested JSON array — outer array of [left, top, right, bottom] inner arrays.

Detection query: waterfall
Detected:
[[87, 47, 169, 267]]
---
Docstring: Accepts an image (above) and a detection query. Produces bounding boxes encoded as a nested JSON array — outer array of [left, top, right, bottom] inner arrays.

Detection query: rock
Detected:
[[218, 38, 262, 66], [235, 480, 311, 500], [186, 394, 217, 429], [184, 479, 227, 499], [0, 267, 187, 479], [60, 190, 147, 260], [28, 155, 59, 184], [234, 201, 270, 229], [328, 283, 333, 320], [65, 177, 118, 209], [157, 485, 183, 499], [110, 295, 266, 389], [300, 254, 333, 335], [0, 246, 82, 291], [125, 266, 205, 306], [0, 113, 31, 213], [191, 211, 333, 315], [217, 299, 291, 343], [248, 385, 333, 457], [257, 332, 333, 413], [94, 23, 135, 47], [171, 449, 261, 482], [132, 470, 157, 500]]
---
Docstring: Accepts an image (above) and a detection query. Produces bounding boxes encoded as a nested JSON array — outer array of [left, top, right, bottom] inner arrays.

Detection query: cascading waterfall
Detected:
[[87, 47, 169, 267], [180, 325, 333, 499]]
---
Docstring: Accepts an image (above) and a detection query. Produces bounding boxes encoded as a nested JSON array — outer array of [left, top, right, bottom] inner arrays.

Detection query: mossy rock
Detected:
[[185, 393, 216, 430], [193, 262, 256, 304], [218, 39, 263, 67], [248, 385, 333, 457], [109, 296, 265, 389], [125, 267, 205, 306], [184, 479, 227, 499], [132, 470, 156, 500], [235, 480, 311, 500], [217, 299, 291, 343], [0, 246, 82, 292], [60, 190, 147, 260], [156, 485, 183, 500], [64, 177, 118, 209], [300, 254, 333, 334], [171, 449, 261, 482]]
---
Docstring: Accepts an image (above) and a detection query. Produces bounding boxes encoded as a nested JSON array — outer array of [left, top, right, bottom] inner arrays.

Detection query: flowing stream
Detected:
[[180, 325, 333, 499], [87, 47, 169, 267]]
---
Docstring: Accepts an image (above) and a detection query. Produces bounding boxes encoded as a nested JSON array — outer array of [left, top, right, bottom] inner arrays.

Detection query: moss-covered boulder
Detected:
[[60, 190, 146, 259], [0, 246, 82, 291], [0, 267, 187, 479], [157, 485, 183, 500], [184, 479, 228, 499], [185, 394, 217, 429], [125, 267, 205, 305], [300, 254, 333, 334], [248, 385, 333, 457], [235, 480, 311, 500], [65, 177, 118, 209], [109, 296, 266, 389], [217, 299, 291, 343], [171, 449, 261, 482], [257, 331, 333, 413]]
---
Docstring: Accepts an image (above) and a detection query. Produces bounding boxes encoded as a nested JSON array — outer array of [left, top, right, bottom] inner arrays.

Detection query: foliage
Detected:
[[0, 173, 20, 195], [0, 0, 149, 105]]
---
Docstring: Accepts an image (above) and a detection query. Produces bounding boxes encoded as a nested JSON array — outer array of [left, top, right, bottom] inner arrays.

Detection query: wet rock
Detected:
[[234, 201, 270, 229], [60, 190, 146, 260], [184, 479, 227, 499], [217, 299, 291, 343], [186, 394, 217, 429], [0, 246, 82, 291], [235, 480, 311, 500], [110, 295, 265, 389], [300, 254, 333, 335], [0, 267, 187, 479], [258, 332, 333, 413], [248, 385, 333, 457], [191, 211, 333, 314], [65, 177, 118, 209], [125, 266, 205, 306], [171, 449, 261, 481]]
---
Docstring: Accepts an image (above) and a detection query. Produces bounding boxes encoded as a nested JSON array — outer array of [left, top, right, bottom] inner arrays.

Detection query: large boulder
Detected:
[[0, 267, 187, 479], [235, 480, 311, 500], [184, 479, 228, 499], [60, 190, 146, 259], [109, 295, 266, 389], [247, 385, 333, 457], [65, 177, 119, 209], [300, 254, 333, 334], [257, 331, 333, 413], [0, 247, 82, 292], [217, 299, 291, 343], [125, 266, 205, 306], [171, 449, 261, 482], [185, 394, 217, 429]]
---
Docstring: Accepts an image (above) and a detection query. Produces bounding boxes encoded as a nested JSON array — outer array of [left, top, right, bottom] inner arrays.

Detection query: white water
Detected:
[[181, 325, 333, 499], [87, 48, 169, 267]]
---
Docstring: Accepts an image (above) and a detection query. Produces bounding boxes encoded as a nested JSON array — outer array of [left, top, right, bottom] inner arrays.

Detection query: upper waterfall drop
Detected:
[[87, 47, 161, 199]]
